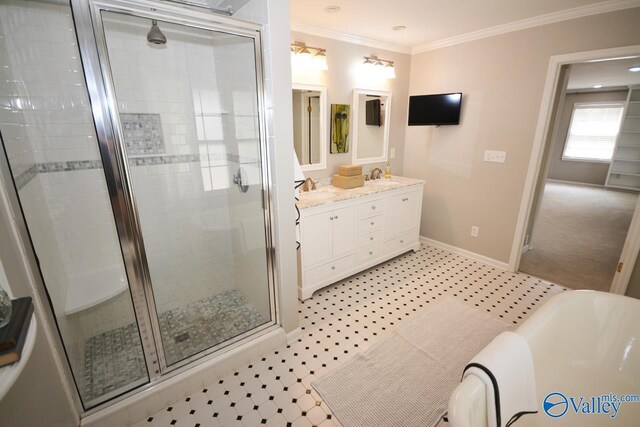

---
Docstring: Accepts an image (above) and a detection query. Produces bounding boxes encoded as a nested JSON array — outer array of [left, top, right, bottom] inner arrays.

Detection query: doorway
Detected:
[[516, 53, 640, 292]]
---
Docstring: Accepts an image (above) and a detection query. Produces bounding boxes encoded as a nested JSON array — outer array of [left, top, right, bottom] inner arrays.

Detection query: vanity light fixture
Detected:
[[592, 84, 603, 88], [362, 55, 396, 79], [291, 42, 328, 71], [629, 66, 640, 72]]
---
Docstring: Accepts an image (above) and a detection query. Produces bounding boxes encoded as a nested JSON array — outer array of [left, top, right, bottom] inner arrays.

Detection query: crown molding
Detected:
[[290, 21, 412, 54], [411, 0, 640, 54]]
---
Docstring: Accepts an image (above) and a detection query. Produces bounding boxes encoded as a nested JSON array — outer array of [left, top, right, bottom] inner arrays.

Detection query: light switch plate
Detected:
[[390, 148, 396, 159], [484, 150, 507, 163]]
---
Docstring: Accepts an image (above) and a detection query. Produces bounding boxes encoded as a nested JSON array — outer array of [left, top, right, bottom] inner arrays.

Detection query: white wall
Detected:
[[235, 0, 299, 334], [290, 31, 411, 182], [404, 7, 640, 264]]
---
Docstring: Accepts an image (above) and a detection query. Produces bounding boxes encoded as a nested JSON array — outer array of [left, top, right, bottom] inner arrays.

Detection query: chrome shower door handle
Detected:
[[233, 167, 249, 193]]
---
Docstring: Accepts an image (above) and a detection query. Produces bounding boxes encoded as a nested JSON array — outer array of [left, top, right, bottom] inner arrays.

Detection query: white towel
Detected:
[[462, 331, 538, 427]]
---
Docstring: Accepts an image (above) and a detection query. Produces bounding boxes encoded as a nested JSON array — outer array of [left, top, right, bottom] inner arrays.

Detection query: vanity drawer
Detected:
[[360, 198, 385, 219], [359, 215, 384, 235], [383, 231, 418, 256], [359, 229, 383, 247], [304, 253, 358, 287], [358, 242, 383, 264]]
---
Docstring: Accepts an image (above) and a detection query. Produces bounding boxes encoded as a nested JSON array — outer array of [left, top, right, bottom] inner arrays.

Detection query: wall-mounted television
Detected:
[[366, 99, 382, 126], [408, 93, 462, 126]]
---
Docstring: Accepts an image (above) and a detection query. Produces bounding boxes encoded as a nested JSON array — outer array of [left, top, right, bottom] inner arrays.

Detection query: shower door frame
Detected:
[[72, 0, 279, 393]]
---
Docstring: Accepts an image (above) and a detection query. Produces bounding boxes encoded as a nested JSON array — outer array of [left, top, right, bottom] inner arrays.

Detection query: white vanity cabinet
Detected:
[[297, 179, 424, 300], [300, 205, 359, 269]]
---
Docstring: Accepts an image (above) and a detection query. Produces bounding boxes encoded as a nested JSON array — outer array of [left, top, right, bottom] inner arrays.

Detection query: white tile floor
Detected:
[[133, 245, 565, 427]]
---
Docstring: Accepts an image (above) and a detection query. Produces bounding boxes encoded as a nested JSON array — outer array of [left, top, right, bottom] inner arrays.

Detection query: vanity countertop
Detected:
[[296, 176, 424, 209]]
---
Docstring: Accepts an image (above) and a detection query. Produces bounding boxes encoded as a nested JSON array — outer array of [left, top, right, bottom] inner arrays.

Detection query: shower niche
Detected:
[[0, 0, 276, 410]]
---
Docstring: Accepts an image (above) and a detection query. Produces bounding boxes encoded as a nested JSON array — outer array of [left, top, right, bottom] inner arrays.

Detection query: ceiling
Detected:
[[567, 57, 640, 90], [290, 0, 640, 52]]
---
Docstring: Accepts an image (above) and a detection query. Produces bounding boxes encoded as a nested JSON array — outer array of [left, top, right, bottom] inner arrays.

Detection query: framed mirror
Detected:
[[292, 83, 327, 171], [351, 88, 391, 164]]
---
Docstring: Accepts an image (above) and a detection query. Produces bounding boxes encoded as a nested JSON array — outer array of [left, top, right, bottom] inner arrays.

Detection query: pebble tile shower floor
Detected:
[[83, 290, 265, 403], [133, 245, 565, 427]]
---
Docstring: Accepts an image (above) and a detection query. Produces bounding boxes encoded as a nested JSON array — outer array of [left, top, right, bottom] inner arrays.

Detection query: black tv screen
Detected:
[[366, 99, 381, 126], [408, 93, 462, 126]]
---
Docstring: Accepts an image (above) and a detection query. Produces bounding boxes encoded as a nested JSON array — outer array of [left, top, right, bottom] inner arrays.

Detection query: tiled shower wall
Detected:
[[103, 15, 244, 314]]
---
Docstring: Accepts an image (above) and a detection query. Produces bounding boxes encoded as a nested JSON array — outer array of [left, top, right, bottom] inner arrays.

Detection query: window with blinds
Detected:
[[562, 102, 624, 162]]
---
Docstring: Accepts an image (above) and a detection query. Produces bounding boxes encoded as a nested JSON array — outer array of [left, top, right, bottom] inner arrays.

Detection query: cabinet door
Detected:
[[301, 212, 332, 268], [331, 205, 359, 259], [383, 193, 404, 239], [398, 190, 421, 234]]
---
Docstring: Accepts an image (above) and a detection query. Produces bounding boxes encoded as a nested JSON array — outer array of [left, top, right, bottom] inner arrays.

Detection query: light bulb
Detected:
[[314, 51, 328, 71], [383, 63, 396, 79]]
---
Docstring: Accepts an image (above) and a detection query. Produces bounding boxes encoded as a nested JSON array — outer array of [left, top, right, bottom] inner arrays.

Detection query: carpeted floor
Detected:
[[519, 181, 637, 291]]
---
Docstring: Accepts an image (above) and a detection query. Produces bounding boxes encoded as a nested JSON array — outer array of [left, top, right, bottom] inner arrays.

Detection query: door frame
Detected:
[[611, 196, 640, 294], [72, 0, 279, 394], [509, 44, 640, 295]]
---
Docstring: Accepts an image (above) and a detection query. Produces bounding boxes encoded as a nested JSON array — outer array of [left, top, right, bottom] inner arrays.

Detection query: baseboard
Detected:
[[286, 327, 303, 344], [546, 178, 604, 188], [419, 236, 510, 271]]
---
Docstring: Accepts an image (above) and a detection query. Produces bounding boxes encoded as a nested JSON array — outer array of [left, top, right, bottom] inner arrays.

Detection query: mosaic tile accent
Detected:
[[121, 113, 165, 155], [14, 164, 38, 191], [81, 289, 266, 404], [128, 154, 200, 167], [133, 244, 566, 427], [37, 159, 103, 173], [14, 160, 103, 191], [159, 289, 267, 366]]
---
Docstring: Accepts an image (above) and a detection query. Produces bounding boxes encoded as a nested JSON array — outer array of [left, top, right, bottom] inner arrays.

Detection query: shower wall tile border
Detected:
[[14, 164, 38, 191], [37, 159, 103, 173], [128, 154, 200, 166], [14, 154, 260, 190]]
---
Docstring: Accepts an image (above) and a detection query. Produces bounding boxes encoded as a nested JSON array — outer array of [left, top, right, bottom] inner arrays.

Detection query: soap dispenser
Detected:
[[384, 161, 392, 179]]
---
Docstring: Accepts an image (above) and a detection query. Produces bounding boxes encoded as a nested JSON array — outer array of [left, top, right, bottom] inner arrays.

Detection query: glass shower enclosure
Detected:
[[0, 0, 276, 410]]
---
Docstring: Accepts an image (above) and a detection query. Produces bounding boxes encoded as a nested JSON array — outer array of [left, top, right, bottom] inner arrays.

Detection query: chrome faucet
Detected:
[[370, 168, 383, 180], [301, 177, 317, 192]]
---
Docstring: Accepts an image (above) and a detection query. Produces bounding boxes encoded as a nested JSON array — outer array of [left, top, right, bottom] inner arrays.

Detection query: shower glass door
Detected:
[[97, 9, 273, 368], [0, 0, 149, 409]]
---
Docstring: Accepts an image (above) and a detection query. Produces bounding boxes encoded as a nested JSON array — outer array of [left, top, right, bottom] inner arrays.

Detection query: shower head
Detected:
[[147, 19, 167, 45]]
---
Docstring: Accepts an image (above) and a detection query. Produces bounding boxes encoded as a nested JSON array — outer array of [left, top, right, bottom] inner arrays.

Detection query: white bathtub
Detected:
[[448, 290, 640, 427]]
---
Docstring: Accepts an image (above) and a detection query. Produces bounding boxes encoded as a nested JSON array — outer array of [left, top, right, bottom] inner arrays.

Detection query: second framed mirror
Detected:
[[292, 83, 327, 171], [352, 88, 391, 165]]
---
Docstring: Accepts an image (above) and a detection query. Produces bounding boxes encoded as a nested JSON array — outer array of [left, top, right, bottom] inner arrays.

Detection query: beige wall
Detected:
[[291, 31, 411, 181], [403, 8, 640, 263], [0, 176, 78, 426], [547, 90, 628, 185]]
